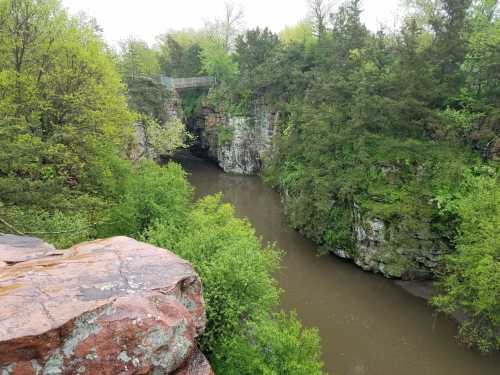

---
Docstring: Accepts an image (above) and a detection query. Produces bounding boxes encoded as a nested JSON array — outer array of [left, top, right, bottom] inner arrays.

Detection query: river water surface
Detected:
[[177, 153, 500, 375]]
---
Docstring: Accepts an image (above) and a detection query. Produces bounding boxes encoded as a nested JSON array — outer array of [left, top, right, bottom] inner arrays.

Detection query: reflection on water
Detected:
[[176, 152, 500, 375]]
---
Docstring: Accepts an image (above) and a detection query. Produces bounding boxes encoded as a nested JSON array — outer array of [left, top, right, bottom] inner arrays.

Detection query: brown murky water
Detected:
[[177, 153, 500, 375]]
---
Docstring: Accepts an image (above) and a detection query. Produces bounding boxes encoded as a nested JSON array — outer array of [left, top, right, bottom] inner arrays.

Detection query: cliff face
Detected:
[[334, 208, 444, 279], [0, 235, 213, 375], [282, 191, 446, 280], [187, 99, 442, 280], [190, 103, 277, 175]]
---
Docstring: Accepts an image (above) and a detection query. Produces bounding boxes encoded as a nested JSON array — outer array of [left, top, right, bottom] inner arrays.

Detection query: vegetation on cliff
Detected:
[[1, 0, 498, 360], [219, 0, 499, 352], [125, 0, 500, 352], [0, 0, 326, 372]]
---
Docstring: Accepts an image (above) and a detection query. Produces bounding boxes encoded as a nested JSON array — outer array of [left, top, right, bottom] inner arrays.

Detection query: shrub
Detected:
[[214, 312, 326, 375], [105, 161, 192, 237], [147, 194, 281, 352]]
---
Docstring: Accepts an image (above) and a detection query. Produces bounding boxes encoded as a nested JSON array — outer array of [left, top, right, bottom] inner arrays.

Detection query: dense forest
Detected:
[[0, 0, 499, 370]]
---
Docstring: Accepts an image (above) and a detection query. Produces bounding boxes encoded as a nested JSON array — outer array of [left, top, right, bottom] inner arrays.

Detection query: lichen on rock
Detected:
[[0, 235, 213, 375]]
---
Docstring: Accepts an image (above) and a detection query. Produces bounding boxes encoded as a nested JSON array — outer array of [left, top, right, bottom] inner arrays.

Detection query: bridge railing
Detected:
[[159, 76, 216, 90]]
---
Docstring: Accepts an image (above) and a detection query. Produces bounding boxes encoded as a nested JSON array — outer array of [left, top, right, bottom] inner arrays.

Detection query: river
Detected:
[[176, 152, 500, 375]]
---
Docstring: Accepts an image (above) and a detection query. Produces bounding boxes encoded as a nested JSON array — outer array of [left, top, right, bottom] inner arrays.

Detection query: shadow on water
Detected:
[[174, 152, 500, 375]]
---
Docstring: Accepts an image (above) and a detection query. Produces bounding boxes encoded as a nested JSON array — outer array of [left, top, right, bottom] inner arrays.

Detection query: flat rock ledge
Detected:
[[0, 235, 214, 375]]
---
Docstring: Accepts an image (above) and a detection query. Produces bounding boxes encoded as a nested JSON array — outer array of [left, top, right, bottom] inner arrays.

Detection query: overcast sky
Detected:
[[62, 0, 403, 46]]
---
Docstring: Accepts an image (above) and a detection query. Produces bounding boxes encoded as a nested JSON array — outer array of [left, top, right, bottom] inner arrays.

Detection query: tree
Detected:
[[330, 0, 368, 63], [146, 194, 281, 355], [203, 1, 245, 51], [236, 28, 279, 74], [118, 38, 160, 81], [214, 312, 326, 375], [200, 38, 238, 81], [406, 0, 474, 99], [279, 20, 316, 48], [0, 0, 134, 209], [145, 117, 190, 157], [157, 33, 203, 77], [433, 168, 500, 352], [308, 0, 334, 38]]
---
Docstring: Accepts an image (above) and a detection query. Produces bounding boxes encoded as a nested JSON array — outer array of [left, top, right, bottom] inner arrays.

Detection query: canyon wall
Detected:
[[190, 103, 278, 175]]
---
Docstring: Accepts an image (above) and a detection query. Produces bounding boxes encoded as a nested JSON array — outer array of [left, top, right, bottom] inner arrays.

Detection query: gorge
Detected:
[[1, 0, 499, 373], [176, 151, 500, 375]]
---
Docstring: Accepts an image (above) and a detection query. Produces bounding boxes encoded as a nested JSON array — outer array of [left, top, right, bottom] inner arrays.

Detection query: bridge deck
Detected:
[[160, 76, 215, 90]]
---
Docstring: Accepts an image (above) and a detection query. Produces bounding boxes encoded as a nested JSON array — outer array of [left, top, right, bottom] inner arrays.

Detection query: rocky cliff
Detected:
[[0, 235, 213, 375], [190, 103, 278, 175], [332, 208, 444, 280]]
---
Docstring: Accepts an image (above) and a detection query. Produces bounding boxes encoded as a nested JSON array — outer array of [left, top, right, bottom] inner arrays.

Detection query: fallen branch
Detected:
[[0, 217, 117, 236], [0, 217, 25, 235]]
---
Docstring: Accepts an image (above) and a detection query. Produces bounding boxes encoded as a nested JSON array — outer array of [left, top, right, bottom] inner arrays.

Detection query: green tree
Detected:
[[147, 194, 280, 353], [214, 312, 326, 375], [0, 0, 134, 209], [118, 38, 160, 80], [157, 34, 203, 77], [433, 168, 500, 352], [200, 38, 239, 81]]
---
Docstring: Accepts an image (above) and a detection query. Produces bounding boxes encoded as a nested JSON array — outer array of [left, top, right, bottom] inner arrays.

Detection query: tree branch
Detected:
[[0, 217, 25, 235]]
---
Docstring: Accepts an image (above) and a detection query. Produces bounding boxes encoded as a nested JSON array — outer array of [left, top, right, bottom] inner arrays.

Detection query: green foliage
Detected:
[[116, 38, 169, 120], [105, 161, 192, 237], [125, 77, 169, 120], [1, 206, 96, 249], [279, 21, 316, 49], [246, 0, 499, 349], [214, 312, 326, 375], [200, 38, 239, 81], [147, 194, 281, 353], [0, 0, 135, 210], [0, 3, 327, 372], [217, 124, 234, 145], [118, 38, 161, 79], [144, 116, 191, 157], [433, 168, 500, 352], [158, 34, 203, 77]]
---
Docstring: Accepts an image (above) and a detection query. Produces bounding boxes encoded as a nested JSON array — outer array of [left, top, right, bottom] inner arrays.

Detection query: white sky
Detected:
[[62, 0, 403, 46]]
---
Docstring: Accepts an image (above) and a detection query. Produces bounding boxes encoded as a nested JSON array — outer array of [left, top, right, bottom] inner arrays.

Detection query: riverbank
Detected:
[[175, 151, 500, 375]]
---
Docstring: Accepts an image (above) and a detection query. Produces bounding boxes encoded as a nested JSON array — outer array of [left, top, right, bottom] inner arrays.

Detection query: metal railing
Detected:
[[159, 76, 216, 90]]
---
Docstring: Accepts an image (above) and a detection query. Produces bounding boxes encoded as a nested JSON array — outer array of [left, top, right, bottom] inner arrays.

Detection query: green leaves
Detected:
[[433, 168, 500, 352], [148, 194, 280, 352], [105, 161, 192, 237], [214, 312, 326, 375], [0, 0, 134, 209], [200, 38, 239, 81], [147, 194, 326, 373]]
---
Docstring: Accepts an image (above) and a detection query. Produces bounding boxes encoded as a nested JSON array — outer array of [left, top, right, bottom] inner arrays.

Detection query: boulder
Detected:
[[0, 234, 56, 264], [0, 235, 213, 375]]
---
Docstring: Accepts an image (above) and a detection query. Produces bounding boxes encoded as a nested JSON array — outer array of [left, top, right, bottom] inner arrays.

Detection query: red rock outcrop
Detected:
[[0, 235, 214, 375]]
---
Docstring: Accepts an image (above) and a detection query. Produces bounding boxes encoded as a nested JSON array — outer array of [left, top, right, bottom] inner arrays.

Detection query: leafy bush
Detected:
[[0, 205, 95, 249], [147, 194, 326, 373], [144, 116, 191, 157], [147, 195, 280, 352], [433, 168, 500, 352], [217, 124, 234, 145], [214, 312, 326, 375], [105, 161, 192, 237]]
